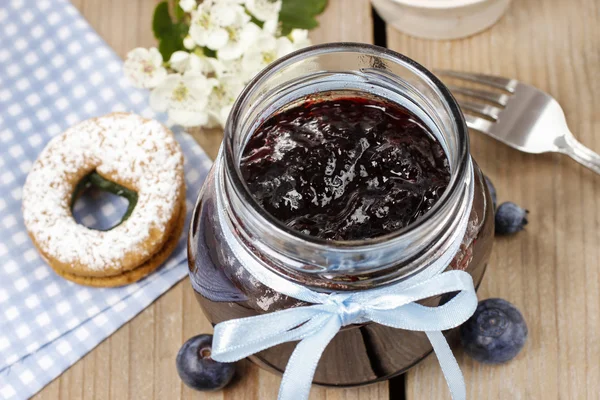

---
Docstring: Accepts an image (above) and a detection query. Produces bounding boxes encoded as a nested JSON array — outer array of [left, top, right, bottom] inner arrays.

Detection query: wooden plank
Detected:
[[385, 0, 600, 398], [312, 0, 373, 44], [32, 1, 379, 399]]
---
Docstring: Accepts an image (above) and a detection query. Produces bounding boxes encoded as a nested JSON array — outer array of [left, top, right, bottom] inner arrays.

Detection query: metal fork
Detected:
[[435, 70, 600, 174]]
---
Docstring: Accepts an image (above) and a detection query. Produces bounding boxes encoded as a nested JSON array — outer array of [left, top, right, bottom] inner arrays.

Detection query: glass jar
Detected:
[[188, 43, 494, 387]]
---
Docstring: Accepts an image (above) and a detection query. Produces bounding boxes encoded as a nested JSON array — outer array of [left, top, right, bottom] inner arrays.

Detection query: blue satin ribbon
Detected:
[[212, 159, 477, 400]]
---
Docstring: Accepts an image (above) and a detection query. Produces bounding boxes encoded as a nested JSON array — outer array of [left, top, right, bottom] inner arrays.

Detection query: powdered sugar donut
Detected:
[[22, 113, 185, 284]]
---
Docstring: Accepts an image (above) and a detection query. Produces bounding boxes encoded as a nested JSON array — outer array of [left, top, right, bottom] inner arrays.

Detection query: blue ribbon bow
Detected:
[[211, 158, 477, 400]]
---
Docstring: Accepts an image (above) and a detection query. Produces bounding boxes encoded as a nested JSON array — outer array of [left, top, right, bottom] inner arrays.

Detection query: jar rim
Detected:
[[224, 42, 470, 249]]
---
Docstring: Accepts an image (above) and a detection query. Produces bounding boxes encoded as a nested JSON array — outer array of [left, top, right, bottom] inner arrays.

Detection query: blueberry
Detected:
[[176, 334, 235, 391], [495, 202, 528, 235], [484, 175, 497, 210], [460, 298, 527, 364]]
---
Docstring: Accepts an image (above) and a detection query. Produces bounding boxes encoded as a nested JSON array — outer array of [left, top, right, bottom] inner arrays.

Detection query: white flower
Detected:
[[245, 0, 282, 22], [263, 18, 279, 35], [150, 72, 217, 127], [206, 76, 245, 128], [242, 31, 294, 79], [183, 35, 196, 50], [169, 51, 192, 72], [189, 1, 253, 57], [179, 0, 197, 12], [169, 51, 214, 74], [123, 47, 167, 89], [217, 22, 261, 60], [209, 57, 255, 83], [289, 29, 311, 50], [209, 58, 238, 78], [189, 53, 215, 74]]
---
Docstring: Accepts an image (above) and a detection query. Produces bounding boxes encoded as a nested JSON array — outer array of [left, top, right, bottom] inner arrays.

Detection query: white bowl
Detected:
[[371, 0, 512, 40]]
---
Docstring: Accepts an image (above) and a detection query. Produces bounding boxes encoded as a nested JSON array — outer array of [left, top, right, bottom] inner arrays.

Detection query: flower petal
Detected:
[[147, 67, 168, 88], [241, 50, 265, 80], [127, 47, 149, 60], [211, 3, 244, 26], [241, 22, 262, 45], [149, 74, 181, 110], [276, 37, 294, 58], [206, 27, 229, 50], [290, 29, 309, 43], [179, 0, 197, 12], [183, 35, 196, 50], [245, 0, 281, 22], [188, 53, 214, 74], [149, 88, 169, 111], [217, 42, 243, 61], [290, 29, 311, 50], [169, 51, 190, 72], [263, 19, 279, 35], [189, 24, 209, 46], [149, 47, 164, 66], [256, 32, 277, 51], [169, 108, 209, 127]]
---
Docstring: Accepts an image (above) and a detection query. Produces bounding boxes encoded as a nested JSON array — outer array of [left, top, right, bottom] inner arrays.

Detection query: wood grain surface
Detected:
[[31, 0, 600, 399], [385, 0, 600, 399]]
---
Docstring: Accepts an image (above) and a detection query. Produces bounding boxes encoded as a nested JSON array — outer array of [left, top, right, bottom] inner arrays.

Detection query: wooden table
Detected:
[[34, 0, 599, 399]]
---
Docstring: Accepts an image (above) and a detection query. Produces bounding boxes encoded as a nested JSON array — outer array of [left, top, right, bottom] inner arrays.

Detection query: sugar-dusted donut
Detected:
[[22, 112, 186, 286], [55, 196, 186, 287]]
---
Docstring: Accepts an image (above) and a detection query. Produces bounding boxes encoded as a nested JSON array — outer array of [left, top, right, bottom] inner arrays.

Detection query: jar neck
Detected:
[[219, 43, 471, 291]]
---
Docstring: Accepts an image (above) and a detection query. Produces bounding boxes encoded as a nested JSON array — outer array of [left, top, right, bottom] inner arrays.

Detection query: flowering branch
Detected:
[[124, 0, 326, 128]]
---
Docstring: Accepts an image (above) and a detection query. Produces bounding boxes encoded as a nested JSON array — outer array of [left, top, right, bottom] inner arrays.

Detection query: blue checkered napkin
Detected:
[[0, 1, 213, 398]]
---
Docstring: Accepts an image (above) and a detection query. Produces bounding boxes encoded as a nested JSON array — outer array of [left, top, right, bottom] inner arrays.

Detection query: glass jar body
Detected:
[[187, 44, 494, 386], [188, 157, 493, 386]]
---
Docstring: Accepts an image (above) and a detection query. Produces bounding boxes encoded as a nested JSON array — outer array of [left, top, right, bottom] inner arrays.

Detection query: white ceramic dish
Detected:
[[371, 0, 512, 40]]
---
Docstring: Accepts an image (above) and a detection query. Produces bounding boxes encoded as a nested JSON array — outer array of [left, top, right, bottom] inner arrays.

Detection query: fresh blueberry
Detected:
[[176, 334, 235, 391], [495, 202, 528, 235], [484, 175, 497, 210], [460, 298, 527, 364]]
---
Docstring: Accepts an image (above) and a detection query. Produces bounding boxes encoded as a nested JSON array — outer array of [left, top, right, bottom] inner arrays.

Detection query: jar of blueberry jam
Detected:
[[188, 43, 494, 386]]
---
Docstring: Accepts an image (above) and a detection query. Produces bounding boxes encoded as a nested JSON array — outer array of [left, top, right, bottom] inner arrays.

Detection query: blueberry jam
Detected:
[[239, 93, 451, 241]]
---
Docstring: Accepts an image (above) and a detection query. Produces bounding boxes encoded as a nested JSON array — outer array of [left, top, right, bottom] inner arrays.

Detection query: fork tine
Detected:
[[456, 100, 502, 120], [463, 113, 495, 134], [435, 70, 518, 93], [446, 85, 510, 107]]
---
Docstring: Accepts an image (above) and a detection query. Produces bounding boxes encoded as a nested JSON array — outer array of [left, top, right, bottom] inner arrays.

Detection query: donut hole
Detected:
[[71, 172, 138, 231]]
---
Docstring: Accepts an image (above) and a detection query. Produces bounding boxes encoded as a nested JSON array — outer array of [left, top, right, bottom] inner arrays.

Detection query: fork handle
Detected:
[[557, 134, 600, 175]]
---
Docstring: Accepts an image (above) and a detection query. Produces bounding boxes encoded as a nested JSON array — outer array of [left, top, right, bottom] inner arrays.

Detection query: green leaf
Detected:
[[202, 47, 217, 58], [160, 23, 188, 60], [152, 1, 173, 39], [174, 22, 189, 36], [250, 15, 265, 28], [158, 34, 182, 61], [153, 1, 189, 60], [280, 0, 328, 34], [174, 3, 186, 21]]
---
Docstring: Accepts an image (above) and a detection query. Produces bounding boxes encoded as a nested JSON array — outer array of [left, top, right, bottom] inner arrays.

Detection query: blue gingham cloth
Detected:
[[0, 1, 213, 398]]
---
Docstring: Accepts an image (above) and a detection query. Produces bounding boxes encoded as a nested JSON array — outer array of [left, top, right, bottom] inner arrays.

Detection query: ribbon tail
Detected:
[[277, 316, 342, 400], [426, 331, 466, 400], [212, 306, 333, 362]]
